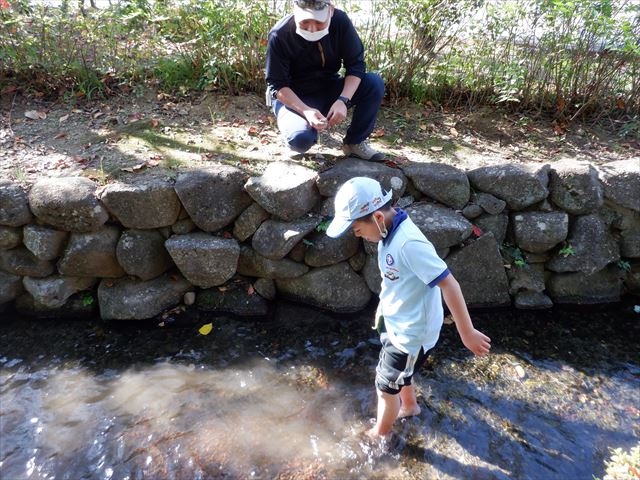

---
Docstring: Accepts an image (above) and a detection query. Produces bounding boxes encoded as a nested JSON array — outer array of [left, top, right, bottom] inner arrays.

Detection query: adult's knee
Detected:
[[287, 129, 316, 153], [363, 72, 385, 100]]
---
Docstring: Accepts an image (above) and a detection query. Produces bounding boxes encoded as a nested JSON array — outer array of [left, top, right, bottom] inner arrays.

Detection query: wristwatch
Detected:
[[338, 95, 352, 108]]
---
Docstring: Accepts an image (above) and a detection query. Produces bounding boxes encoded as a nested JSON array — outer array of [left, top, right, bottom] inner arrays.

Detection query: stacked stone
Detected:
[[0, 157, 638, 320]]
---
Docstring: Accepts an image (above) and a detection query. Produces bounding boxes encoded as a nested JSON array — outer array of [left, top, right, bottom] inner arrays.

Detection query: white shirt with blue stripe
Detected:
[[377, 209, 450, 355]]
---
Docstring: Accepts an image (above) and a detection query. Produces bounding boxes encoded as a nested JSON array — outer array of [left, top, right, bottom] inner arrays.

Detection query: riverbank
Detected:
[[2, 91, 637, 186]]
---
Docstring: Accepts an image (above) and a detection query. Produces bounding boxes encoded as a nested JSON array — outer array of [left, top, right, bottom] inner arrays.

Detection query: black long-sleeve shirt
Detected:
[[265, 9, 366, 96]]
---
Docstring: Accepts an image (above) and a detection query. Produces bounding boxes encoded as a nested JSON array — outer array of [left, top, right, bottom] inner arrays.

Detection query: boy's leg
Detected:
[[398, 384, 421, 418], [368, 389, 401, 437]]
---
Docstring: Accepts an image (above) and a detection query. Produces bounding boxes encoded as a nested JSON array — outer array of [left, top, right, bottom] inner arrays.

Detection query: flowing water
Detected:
[[1, 300, 638, 480]]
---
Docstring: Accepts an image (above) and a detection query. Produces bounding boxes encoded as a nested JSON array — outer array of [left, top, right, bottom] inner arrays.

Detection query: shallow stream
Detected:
[[1, 300, 638, 479]]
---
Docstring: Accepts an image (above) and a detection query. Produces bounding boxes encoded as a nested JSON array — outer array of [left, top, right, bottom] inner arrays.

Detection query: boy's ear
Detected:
[[372, 210, 384, 222]]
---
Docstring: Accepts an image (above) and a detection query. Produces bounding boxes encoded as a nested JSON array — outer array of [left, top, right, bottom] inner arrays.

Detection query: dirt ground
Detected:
[[1, 90, 638, 185]]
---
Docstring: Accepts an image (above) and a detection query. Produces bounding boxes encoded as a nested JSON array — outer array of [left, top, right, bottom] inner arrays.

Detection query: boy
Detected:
[[326, 177, 491, 439]]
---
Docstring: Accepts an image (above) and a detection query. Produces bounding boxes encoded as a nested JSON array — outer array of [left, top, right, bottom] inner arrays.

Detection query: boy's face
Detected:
[[351, 213, 383, 243]]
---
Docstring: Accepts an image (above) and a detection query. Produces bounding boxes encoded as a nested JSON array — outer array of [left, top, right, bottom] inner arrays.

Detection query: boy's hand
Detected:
[[461, 328, 491, 356]]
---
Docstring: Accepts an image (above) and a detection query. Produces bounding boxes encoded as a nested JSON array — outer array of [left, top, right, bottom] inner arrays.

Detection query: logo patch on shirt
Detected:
[[386, 254, 394, 265], [384, 270, 399, 281]]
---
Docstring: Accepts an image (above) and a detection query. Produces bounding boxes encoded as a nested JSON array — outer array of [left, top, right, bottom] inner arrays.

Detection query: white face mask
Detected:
[[296, 16, 331, 42]]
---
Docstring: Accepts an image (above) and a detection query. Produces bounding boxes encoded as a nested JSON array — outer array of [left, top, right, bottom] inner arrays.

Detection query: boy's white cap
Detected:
[[326, 177, 393, 238]]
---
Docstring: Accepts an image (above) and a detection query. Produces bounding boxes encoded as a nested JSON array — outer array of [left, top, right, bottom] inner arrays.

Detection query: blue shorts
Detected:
[[375, 333, 430, 395]]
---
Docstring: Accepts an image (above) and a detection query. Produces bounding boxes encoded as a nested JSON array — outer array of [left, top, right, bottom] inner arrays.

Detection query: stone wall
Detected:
[[1, 158, 638, 320]]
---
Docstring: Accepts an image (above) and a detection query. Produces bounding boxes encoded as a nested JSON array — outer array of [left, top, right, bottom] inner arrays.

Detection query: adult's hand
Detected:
[[326, 100, 347, 127], [303, 108, 329, 131]]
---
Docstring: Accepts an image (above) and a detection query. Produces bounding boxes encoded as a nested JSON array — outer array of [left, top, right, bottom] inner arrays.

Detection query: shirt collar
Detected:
[[382, 208, 408, 246]]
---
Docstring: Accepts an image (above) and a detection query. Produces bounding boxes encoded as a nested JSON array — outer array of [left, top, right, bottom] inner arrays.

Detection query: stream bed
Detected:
[[1, 300, 639, 479]]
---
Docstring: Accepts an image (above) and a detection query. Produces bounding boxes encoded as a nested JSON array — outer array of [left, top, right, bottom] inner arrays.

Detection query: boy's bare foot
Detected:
[[361, 428, 404, 453], [397, 405, 421, 419], [364, 427, 391, 441]]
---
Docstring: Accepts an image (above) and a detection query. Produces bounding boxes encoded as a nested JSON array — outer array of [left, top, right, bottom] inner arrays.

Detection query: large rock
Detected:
[[625, 260, 640, 295], [28, 177, 108, 232], [473, 192, 507, 215], [252, 215, 321, 260], [98, 273, 191, 320], [22, 276, 96, 309], [275, 262, 371, 313], [507, 263, 546, 294], [196, 278, 270, 317], [15, 292, 97, 319], [445, 233, 511, 307], [117, 230, 173, 280], [402, 162, 470, 209], [546, 214, 619, 274], [165, 232, 239, 287], [0, 180, 33, 226], [405, 202, 473, 249], [99, 178, 181, 229], [620, 226, 640, 258], [512, 211, 569, 253], [316, 158, 407, 199], [0, 271, 24, 304], [174, 166, 252, 232], [244, 161, 320, 221], [23, 225, 67, 261], [514, 291, 553, 309], [57, 226, 125, 277], [0, 248, 55, 277], [303, 230, 360, 267], [598, 159, 640, 212], [362, 254, 382, 295], [473, 214, 508, 246], [233, 203, 270, 241], [0, 226, 22, 250], [549, 159, 603, 214], [467, 163, 549, 210], [236, 245, 309, 279], [547, 268, 623, 304]]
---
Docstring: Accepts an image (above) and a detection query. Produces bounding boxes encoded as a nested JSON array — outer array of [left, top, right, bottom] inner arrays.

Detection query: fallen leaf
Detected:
[[151, 119, 160, 128], [25, 110, 46, 120], [430, 146, 443, 152], [472, 225, 483, 237], [248, 126, 259, 136], [121, 163, 146, 173], [247, 284, 255, 295], [370, 128, 385, 138], [198, 323, 213, 335], [2, 85, 17, 94], [54, 132, 67, 139], [384, 160, 400, 168], [59, 114, 69, 124]]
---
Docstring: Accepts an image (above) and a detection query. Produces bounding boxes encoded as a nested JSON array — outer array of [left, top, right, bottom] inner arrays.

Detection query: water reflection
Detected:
[[1, 300, 638, 479]]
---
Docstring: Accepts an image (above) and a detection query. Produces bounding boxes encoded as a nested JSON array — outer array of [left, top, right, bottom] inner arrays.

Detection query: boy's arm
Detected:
[[438, 273, 491, 356]]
